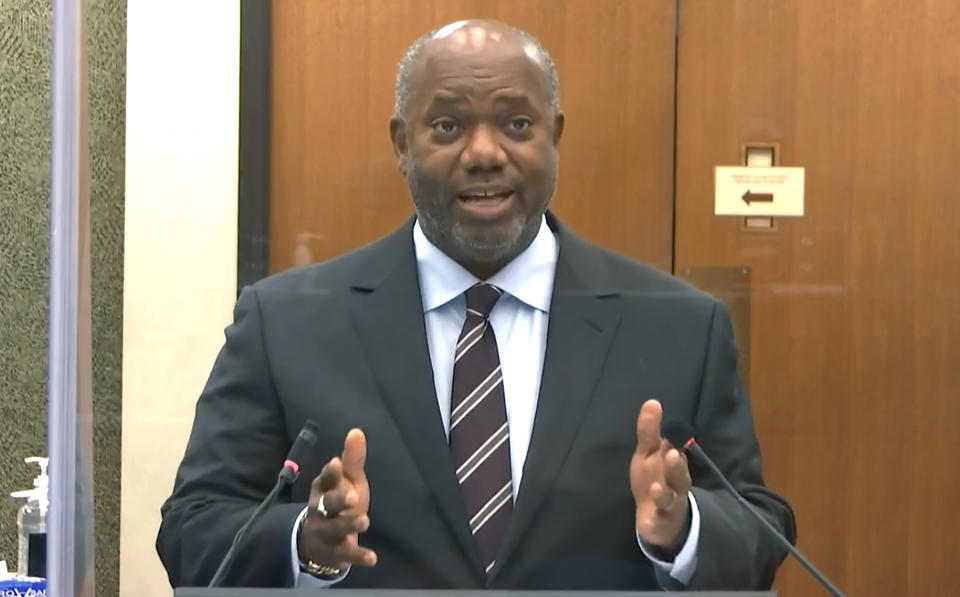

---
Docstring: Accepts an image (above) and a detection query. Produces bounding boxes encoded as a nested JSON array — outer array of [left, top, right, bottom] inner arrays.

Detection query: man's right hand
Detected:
[[297, 428, 378, 570]]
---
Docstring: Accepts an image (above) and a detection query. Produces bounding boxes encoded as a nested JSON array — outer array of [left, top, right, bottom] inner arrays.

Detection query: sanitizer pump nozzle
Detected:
[[10, 457, 49, 578]]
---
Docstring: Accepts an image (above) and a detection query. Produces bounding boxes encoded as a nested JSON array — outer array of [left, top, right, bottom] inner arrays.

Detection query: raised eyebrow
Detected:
[[492, 95, 540, 117], [493, 93, 535, 106], [426, 94, 469, 109]]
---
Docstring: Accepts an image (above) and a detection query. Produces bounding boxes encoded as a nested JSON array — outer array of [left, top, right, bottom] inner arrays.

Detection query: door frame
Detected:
[[238, 0, 272, 290]]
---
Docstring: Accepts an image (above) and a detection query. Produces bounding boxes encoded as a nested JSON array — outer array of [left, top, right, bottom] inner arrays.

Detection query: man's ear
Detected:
[[389, 117, 409, 175], [552, 111, 565, 147]]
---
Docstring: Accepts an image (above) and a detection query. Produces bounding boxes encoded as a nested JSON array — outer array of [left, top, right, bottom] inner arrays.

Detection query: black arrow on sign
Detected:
[[741, 189, 774, 205]]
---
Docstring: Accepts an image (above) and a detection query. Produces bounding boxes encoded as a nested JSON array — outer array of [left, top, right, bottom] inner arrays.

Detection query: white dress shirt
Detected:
[[292, 216, 699, 586]]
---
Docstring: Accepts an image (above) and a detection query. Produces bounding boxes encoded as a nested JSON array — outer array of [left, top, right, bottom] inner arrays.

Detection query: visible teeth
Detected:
[[463, 191, 505, 197]]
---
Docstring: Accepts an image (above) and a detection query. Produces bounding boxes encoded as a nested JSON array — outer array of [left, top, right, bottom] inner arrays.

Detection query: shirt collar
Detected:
[[413, 216, 558, 314]]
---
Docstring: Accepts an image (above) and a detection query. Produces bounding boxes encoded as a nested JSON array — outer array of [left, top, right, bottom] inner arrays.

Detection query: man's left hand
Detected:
[[631, 399, 692, 556]]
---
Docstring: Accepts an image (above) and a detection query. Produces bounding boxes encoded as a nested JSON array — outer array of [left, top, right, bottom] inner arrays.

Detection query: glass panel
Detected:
[[87, 0, 125, 595], [1, 1, 125, 595], [0, 0, 54, 588]]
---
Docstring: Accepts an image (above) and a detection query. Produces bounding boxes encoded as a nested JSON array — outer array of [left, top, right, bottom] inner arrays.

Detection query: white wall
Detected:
[[121, 1, 239, 595]]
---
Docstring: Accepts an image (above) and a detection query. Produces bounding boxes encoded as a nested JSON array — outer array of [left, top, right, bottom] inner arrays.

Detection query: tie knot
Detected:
[[465, 283, 502, 319]]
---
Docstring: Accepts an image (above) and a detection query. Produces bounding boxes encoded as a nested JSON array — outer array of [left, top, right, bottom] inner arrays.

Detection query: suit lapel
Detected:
[[347, 221, 484, 575], [491, 217, 621, 579], [346, 215, 624, 581]]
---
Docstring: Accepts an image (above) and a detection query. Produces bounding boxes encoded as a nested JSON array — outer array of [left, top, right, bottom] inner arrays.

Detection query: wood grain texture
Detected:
[[270, 0, 676, 273], [676, 1, 960, 595]]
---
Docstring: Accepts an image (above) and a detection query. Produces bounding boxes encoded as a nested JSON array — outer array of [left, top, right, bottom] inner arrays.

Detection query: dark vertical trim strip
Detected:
[[238, 0, 272, 290]]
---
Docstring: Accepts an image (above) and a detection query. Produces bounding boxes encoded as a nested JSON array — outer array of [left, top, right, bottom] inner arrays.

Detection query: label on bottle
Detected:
[[27, 533, 46, 578]]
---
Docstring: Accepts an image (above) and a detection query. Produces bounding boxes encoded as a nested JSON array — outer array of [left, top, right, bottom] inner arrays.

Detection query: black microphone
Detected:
[[208, 420, 320, 587], [662, 419, 845, 597]]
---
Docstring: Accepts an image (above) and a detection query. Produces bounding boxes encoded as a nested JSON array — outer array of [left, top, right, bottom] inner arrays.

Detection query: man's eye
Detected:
[[432, 120, 458, 134], [509, 117, 532, 131]]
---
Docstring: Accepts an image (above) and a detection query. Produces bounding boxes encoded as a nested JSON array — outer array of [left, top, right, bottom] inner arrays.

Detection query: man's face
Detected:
[[391, 27, 564, 277]]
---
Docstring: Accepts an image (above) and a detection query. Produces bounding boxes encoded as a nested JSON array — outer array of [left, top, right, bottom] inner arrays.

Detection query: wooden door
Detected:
[[269, 0, 677, 272], [675, 1, 960, 595], [269, 0, 960, 593]]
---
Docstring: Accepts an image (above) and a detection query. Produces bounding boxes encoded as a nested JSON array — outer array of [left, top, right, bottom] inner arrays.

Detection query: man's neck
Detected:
[[455, 258, 510, 281], [446, 230, 541, 281]]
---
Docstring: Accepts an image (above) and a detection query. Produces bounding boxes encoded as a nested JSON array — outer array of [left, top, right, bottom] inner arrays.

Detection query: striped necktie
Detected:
[[449, 282, 512, 575]]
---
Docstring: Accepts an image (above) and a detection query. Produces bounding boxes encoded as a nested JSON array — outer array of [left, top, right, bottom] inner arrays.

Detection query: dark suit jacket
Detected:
[[157, 213, 795, 590]]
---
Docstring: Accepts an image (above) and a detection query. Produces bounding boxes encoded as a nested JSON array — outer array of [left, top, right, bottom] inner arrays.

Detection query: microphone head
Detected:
[[298, 419, 320, 443], [285, 420, 320, 471], [662, 419, 695, 450]]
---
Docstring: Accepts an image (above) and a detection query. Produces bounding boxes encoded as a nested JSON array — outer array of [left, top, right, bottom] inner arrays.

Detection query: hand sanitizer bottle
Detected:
[[10, 457, 49, 578]]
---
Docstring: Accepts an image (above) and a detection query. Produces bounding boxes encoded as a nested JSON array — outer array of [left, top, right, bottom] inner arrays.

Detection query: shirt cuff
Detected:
[[290, 506, 350, 587], [636, 491, 700, 586]]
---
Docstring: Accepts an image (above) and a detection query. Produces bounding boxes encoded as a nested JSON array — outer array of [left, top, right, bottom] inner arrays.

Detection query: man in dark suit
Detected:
[[157, 19, 795, 590]]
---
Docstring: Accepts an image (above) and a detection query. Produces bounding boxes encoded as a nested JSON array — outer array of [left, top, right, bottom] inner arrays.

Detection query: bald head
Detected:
[[393, 20, 559, 121], [386, 19, 565, 280]]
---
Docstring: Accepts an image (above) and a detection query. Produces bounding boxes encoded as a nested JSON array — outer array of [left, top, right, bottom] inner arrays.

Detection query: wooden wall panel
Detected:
[[676, 2, 960, 595], [270, 0, 676, 273]]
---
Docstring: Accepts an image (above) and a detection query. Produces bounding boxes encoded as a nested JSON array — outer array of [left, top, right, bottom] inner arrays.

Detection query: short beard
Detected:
[[422, 208, 530, 266], [408, 176, 544, 273]]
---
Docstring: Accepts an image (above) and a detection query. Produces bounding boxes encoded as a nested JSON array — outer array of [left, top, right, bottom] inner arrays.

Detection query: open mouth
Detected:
[[457, 189, 514, 216], [459, 190, 513, 201]]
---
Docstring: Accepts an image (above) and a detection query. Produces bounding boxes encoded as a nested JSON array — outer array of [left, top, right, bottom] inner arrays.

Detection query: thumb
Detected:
[[342, 428, 367, 482], [636, 399, 663, 456]]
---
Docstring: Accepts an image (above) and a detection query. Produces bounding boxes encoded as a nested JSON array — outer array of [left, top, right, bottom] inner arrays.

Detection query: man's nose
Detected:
[[460, 123, 507, 173]]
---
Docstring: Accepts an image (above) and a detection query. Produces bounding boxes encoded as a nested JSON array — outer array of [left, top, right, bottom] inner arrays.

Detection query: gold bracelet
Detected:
[[299, 558, 342, 578]]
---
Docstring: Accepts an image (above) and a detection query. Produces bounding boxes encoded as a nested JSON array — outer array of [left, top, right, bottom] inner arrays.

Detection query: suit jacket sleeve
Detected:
[[156, 286, 304, 587], [659, 299, 797, 590]]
